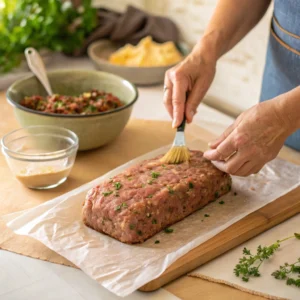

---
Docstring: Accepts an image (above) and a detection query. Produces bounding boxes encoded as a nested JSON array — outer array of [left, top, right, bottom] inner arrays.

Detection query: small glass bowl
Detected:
[[1, 125, 78, 189]]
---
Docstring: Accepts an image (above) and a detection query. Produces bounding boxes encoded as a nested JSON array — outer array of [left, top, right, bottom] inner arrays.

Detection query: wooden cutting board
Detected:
[[1, 91, 300, 295], [140, 186, 300, 291]]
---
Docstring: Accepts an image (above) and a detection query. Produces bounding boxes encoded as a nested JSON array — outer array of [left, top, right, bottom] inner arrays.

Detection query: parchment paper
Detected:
[[3, 140, 300, 297]]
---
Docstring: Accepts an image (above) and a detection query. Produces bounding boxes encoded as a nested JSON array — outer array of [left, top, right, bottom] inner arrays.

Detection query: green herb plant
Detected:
[[0, 0, 97, 73], [272, 258, 300, 287], [234, 233, 300, 283]]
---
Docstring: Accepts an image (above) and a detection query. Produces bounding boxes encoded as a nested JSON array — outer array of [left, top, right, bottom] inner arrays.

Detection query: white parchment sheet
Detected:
[[3, 140, 300, 297]]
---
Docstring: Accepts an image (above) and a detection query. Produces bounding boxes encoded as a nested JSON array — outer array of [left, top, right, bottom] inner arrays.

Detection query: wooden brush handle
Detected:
[[177, 91, 189, 132]]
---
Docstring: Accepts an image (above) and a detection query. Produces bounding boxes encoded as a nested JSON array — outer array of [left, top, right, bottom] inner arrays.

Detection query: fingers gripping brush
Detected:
[[161, 95, 190, 164]]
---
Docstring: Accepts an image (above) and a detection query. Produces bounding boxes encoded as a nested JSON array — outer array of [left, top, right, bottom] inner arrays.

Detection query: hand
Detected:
[[203, 99, 293, 176], [163, 48, 216, 128]]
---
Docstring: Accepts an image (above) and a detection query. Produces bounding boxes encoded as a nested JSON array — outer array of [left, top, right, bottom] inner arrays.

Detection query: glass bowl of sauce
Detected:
[[1, 126, 78, 189]]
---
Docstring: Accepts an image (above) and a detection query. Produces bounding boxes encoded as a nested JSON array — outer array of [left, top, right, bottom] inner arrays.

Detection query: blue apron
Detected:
[[260, 0, 300, 151]]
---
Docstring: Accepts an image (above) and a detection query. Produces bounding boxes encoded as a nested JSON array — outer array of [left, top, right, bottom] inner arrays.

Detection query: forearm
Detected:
[[193, 0, 271, 61], [276, 86, 300, 132]]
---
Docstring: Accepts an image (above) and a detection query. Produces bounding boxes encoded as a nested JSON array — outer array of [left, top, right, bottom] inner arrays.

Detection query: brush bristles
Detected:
[[160, 146, 190, 164]]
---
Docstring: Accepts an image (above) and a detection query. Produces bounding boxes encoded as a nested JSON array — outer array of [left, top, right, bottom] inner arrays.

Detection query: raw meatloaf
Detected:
[[82, 151, 232, 244]]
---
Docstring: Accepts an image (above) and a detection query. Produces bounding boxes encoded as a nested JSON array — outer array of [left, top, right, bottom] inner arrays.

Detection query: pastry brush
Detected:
[[161, 97, 190, 164]]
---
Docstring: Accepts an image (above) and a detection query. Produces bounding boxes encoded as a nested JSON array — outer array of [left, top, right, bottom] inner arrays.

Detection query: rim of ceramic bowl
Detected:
[[1, 125, 79, 161], [6, 69, 139, 118], [87, 40, 190, 70]]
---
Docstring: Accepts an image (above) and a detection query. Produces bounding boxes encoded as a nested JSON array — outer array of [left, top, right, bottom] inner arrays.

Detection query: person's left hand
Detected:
[[203, 98, 293, 176]]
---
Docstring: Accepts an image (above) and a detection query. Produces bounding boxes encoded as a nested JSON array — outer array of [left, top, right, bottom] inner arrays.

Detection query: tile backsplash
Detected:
[[93, 0, 273, 117]]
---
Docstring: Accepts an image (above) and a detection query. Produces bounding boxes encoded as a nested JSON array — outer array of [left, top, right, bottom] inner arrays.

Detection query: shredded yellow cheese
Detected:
[[109, 36, 183, 67]]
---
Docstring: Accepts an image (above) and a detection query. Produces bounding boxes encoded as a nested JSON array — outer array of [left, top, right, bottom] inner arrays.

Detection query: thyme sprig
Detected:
[[272, 259, 300, 287], [234, 233, 300, 282]]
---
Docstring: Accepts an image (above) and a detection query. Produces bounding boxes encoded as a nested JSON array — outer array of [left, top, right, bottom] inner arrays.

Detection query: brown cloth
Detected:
[[74, 5, 180, 56]]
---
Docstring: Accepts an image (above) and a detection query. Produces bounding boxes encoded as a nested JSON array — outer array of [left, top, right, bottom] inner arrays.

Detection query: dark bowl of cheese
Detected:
[[6, 70, 138, 150]]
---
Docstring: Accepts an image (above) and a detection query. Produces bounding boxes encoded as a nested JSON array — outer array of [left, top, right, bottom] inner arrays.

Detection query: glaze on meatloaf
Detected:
[[82, 151, 232, 244]]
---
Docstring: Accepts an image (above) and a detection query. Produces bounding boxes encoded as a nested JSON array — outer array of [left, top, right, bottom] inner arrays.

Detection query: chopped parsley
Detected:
[[234, 192, 238, 196], [164, 227, 173, 233], [114, 182, 122, 190], [152, 219, 157, 224], [129, 224, 135, 230], [154, 240, 160, 244], [137, 230, 143, 236], [151, 172, 160, 178], [147, 194, 153, 198], [219, 200, 225, 205], [147, 179, 154, 185], [215, 191, 219, 199], [167, 186, 175, 194], [103, 191, 113, 196], [115, 202, 127, 211], [189, 182, 194, 189], [204, 214, 210, 217]]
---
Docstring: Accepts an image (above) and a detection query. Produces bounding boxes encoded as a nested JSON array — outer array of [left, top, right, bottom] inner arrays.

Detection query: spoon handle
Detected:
[[25, 47, 53, 96]]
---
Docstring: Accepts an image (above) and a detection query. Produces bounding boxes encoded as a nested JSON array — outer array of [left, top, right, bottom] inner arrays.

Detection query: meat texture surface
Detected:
[[82, 151, 232, 243]]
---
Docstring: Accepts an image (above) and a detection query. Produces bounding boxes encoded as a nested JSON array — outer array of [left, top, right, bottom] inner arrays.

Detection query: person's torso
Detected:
[[260, 0, 300, 151]]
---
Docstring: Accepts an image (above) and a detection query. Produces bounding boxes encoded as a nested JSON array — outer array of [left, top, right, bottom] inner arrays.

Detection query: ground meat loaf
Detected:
[[82, 150, 232, 244]]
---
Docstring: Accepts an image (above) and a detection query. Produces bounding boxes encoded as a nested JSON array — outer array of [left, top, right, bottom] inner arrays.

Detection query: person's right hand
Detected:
[[163, 48, 217, 128]]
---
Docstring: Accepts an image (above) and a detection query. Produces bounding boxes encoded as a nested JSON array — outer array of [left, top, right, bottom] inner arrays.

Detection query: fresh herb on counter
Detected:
[[114, 182, 122, 190], [155, 240, 160, 244], [164, 228, 173, 234], [204, 214, 210, 217], [272, 259, 300, 287], [234, 233, 300, 283], [219, 200, 225, 205], [0, 0, 97, 73]]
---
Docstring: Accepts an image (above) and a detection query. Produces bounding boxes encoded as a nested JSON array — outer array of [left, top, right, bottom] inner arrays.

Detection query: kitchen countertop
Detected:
[[0, 86, 269, 300]]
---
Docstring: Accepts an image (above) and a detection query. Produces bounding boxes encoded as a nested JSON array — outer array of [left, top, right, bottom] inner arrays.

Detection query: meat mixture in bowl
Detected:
[[20, 89, 124, 115]]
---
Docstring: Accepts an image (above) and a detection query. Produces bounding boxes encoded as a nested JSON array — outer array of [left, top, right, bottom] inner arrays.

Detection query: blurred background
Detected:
[[0, 0, 273, 118]]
